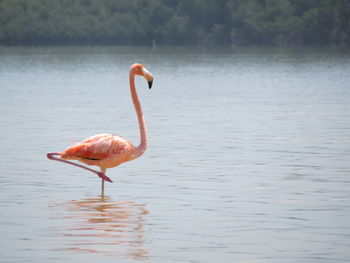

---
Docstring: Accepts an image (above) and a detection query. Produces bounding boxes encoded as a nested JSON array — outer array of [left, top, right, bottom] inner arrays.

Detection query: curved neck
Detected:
[[130, 71, 148, 158]]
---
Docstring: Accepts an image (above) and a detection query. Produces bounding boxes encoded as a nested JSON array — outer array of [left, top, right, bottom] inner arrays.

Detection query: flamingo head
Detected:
[[130, 63, 153, 89]]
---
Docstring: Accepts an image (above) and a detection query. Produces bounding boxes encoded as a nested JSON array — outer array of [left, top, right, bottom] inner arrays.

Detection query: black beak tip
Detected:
[[148, 80, 153, 89]]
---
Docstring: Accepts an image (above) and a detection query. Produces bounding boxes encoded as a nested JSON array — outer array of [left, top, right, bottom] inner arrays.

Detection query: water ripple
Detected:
[[51, 197, 150, 260]]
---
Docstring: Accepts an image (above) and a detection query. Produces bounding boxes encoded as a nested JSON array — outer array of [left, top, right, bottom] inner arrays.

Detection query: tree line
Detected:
[[0, 0, 349, 46]]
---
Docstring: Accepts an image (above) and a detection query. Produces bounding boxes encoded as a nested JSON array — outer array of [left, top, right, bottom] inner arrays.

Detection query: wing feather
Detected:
[[61, 134, 132, 161]]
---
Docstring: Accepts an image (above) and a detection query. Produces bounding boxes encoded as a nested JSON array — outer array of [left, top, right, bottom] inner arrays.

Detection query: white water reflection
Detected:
[[53, 197, 150, 260]]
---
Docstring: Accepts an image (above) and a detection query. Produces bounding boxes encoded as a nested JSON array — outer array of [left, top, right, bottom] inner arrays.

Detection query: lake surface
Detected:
[[0, 46, 350, 263]]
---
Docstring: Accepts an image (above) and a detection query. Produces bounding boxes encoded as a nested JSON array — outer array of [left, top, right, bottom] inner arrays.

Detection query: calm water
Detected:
[[0, 46, 350, 263]]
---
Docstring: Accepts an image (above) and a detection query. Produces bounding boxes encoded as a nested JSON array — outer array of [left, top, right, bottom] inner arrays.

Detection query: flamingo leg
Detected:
[[100, 167, 107, 196], [47, 153, 113, 183]]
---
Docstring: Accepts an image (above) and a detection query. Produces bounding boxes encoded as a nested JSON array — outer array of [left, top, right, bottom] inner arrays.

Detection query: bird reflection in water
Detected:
[[60, 197, 150, 260]]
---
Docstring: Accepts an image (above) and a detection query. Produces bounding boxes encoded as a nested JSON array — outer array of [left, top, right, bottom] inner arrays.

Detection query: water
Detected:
[[0, 46, 350, 263]]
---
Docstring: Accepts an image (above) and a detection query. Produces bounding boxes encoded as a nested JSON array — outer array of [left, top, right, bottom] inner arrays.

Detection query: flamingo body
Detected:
[[60, 134, 137, 169]]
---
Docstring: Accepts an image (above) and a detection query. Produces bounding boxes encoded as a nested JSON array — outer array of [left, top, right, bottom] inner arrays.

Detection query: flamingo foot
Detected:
[[98, 172, 113, 183]]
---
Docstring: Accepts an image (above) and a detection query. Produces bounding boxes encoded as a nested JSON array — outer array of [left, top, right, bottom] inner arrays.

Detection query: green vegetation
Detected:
[[0, 0, 349, 46]]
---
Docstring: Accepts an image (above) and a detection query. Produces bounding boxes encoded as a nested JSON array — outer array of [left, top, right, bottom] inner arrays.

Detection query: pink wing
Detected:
[[61, 134, 134, 162]]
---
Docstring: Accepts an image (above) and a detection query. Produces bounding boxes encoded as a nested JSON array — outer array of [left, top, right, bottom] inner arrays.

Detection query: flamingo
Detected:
[[47, 63, 153, 196]]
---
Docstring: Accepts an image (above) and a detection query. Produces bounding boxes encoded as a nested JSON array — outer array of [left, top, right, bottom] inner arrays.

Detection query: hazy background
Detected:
[[0, 0, 350, 47]]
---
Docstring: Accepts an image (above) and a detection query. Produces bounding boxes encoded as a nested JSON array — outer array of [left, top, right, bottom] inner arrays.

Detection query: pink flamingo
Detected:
[[47, 63, 153, 195]]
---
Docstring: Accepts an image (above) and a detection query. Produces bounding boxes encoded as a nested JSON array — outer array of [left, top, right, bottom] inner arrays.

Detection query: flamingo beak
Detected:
[[142, 67, 153, 89], [148, 79, 153, 89]]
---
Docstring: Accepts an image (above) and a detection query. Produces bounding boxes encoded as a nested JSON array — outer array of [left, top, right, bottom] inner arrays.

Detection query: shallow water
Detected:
[[0, 46, 350, 263]]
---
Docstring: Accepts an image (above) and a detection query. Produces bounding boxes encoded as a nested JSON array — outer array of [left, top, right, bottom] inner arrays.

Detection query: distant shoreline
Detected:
[[1, 0, 349, 47], [0, 44, 349, 50]]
